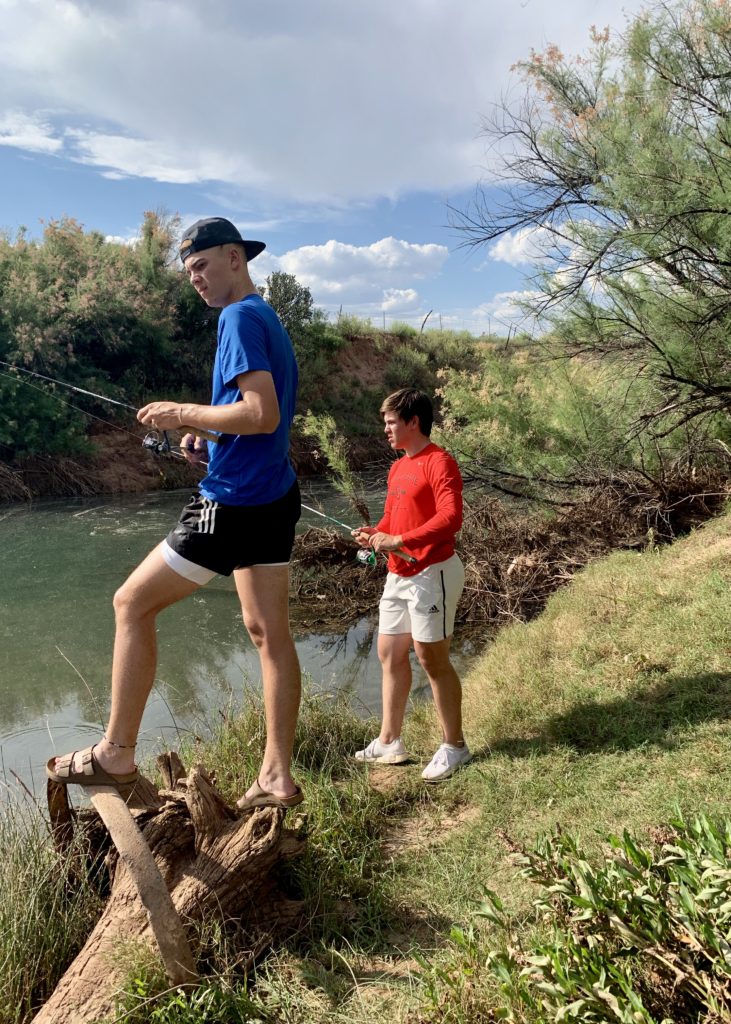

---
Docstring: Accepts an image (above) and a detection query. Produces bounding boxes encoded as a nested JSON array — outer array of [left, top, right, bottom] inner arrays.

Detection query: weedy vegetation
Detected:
[[3, 508, 729, 1023]]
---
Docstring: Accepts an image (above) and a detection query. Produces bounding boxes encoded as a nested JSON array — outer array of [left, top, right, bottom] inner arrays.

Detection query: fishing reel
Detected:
[[142, 430, 172, 455], [356, 547, 377, 567]]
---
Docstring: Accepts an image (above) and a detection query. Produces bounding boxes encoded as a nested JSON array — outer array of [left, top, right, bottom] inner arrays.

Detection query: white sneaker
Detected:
[[421, 742, 472, 781], [355, 737, 411, 764]]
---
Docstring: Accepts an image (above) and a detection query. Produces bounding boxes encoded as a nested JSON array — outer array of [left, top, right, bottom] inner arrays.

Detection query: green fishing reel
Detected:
[[356, 547, 377, 567]]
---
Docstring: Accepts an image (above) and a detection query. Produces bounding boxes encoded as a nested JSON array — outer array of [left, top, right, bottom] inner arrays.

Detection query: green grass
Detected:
[[0, 798, 104, 1024], [6, 511, 731, 1022]]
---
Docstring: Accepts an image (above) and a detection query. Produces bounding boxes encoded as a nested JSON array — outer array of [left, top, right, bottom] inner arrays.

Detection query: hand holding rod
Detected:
[[301, 503, 416, 563]]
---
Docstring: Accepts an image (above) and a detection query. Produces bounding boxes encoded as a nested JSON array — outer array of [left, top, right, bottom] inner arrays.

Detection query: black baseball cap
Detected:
[[179, 217, 266, 264]]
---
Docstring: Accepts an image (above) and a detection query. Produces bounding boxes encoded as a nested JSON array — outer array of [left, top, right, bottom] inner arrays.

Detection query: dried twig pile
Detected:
[[290, 527, 385, 629], [290, 472, 730, 632]]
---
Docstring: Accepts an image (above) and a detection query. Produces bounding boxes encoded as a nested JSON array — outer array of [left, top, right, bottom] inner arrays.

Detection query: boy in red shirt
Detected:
[[352, 389, 471, 781]]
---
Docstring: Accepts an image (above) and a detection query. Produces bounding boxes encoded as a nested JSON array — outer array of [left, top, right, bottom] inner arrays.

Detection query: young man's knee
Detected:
[[113, 580, 143, 620], [414, 639, 452, 675], [377, 635, 411, 668], [243, 615, 268, 648], [243, 614, 292, 652]]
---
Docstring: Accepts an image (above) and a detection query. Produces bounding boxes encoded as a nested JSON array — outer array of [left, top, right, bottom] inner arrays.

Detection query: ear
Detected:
[[228, 245, 243, 270]]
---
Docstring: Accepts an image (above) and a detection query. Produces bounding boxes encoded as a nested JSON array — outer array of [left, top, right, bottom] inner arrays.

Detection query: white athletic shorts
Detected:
[[378, 553, 464, 643]]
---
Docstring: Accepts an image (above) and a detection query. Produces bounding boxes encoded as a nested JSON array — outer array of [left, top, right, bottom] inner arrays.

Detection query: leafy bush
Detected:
[[0, 373, 90, 457], [116, 977, 272, 1024], [479, 814, 731, 1022], [419, 327, 484, 375], [260, 270, 314, 338], [455, 0, 731, 455], [383, 345, 433, 393], [296, 410, 369, 519], [387, 320, 418, 340], [290, 312, 345, 407], [335, 313, 373, 338], [0, 213, 220, 456], [434, 343, 654, 493]]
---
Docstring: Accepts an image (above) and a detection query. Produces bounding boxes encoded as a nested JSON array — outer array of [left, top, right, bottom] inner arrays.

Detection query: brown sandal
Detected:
[[236, 778, 304, 811], [46, 745, 139, 789]]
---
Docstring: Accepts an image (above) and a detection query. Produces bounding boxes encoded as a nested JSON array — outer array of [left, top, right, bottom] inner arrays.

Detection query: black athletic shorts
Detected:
[[162, 480, 301, 582]]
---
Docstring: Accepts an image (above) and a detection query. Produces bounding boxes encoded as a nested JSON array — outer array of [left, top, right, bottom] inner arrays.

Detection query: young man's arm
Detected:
[[137, 370, 280, 436]]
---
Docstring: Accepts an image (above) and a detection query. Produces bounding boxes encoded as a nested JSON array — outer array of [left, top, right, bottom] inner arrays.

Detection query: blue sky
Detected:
[[0, 0, 645, 335]]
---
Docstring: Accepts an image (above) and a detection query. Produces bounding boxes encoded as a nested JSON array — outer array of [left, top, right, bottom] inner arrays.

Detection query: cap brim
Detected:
[[244, 240, 266, 262]]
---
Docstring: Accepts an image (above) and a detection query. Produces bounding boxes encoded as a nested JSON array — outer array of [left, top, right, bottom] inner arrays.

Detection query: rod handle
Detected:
[[179, 425, 221, 445], [393, 549, 417, 564]]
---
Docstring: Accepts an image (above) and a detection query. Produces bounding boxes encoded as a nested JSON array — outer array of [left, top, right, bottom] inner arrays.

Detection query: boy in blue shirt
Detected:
[[48, 218, 304, 810]]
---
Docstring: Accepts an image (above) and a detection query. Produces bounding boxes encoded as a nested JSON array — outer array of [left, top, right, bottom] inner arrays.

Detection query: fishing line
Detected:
[[1, 360, 414, 561], [0, 359, 137, 411], [298, 500, 415, 564], [299, 503, 356, 532], [0, 368, 141, 443], [0, 364, 192, 462]]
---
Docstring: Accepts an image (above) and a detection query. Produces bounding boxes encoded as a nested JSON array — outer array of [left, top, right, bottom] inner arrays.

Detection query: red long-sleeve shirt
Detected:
[[376, 442, 463, 577]]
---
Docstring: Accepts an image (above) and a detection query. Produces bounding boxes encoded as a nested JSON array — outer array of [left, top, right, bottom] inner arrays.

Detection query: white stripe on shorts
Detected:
[[161, 541, 217, 584], [200, 496, 218, 535]]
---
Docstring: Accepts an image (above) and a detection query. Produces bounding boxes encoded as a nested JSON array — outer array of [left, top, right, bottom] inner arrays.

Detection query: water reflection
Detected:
[[0, 483, 476, 794]]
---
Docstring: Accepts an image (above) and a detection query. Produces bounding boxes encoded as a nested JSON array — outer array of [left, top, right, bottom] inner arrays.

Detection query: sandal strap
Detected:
[[54, 750, 77, 779]]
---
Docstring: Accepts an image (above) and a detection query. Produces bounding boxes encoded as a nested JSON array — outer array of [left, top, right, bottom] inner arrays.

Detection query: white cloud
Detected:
[[0, 0, 643, 201], [253, 237, 447, 307], [489, 226, 553, 266], [470, 289, 544, 333], [104, 232, 139, 247], [0, 111, 62, 153], [66, 129, 268, 187], [382, 288, 419, 312]]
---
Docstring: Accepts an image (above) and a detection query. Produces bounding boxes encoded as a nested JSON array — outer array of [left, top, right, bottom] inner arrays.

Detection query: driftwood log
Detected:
[[34, 753, 306, 1024]]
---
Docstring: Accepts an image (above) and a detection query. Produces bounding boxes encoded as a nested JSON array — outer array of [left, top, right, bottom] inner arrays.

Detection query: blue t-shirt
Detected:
[[199, 294, 298, 506]]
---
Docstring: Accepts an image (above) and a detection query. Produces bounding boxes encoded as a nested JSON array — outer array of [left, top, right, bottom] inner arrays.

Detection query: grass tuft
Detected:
[[0, 796, 104, 1024]]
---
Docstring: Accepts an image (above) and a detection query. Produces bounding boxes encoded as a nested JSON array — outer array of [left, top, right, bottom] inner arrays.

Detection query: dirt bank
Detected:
[[0, 428, 201, 503]]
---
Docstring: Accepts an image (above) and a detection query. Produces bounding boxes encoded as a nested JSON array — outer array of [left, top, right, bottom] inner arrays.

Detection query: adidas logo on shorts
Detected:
[[428, 604, 440, 613]]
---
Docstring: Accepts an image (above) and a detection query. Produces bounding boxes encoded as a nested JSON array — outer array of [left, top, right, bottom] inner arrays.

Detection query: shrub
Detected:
[[384, 346, 433, 394], [387, 321, 418, 340], [335, 314, 372, 338], [478, 814, 731, 1022]]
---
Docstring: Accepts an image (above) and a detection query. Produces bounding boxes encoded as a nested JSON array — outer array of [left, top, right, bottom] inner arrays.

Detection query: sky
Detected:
[[0, 0, 647, 336]]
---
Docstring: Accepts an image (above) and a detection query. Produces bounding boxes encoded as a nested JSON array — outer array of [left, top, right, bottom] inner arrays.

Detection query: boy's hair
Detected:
[[380, 388, 433, 436]]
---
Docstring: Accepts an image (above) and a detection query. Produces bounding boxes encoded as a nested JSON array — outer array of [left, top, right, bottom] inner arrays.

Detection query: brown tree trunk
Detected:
[[34, 754, 306, 1024]]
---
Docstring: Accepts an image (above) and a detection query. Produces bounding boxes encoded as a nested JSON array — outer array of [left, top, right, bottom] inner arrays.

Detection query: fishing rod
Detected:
[[300, 503, 355, 533], [2, 359, 415, 562], [0, 365, 191, 460], [0, 360, 219, 446], [0, 359, 138, 411], [299, 502, 416, 564]]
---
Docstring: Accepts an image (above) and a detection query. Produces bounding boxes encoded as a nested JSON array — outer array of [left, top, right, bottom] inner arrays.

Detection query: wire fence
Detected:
[[321, 305, 526, 337]]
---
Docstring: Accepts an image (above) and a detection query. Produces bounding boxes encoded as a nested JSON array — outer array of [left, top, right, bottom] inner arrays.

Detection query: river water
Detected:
[[0, 480, 476, 796]]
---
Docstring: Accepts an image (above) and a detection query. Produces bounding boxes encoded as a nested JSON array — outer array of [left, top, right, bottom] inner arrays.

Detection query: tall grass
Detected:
[[0, 794, 103, 1024], [113, 690, 424, 1022]]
